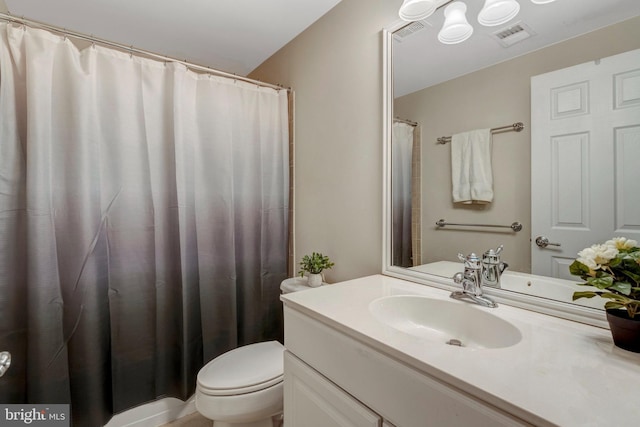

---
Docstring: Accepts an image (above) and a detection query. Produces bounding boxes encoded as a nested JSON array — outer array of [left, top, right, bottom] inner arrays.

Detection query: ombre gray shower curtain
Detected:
[[392, 122, 414, 268], [0, 24, 289, 425]]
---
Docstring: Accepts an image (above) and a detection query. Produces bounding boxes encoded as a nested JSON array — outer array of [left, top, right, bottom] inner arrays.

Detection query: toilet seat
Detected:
[[197, 341, 284, 396]]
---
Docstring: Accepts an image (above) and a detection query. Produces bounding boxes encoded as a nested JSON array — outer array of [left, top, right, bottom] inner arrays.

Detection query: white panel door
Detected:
[[531, 48, 640, 277], [283, 351, 381, 427]]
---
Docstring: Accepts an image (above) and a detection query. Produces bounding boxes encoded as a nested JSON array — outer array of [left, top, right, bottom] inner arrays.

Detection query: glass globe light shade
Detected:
[[438, 1, 474, 45], [477, 0, 521, 27], [399, 0, 437, 21]]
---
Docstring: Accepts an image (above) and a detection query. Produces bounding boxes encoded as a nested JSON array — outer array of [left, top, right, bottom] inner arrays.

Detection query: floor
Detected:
[[161, 413, 284, 427], [160, 412, 211, 427]]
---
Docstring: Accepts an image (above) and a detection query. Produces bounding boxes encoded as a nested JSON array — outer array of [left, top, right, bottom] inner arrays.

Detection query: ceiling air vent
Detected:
[[492, 22, 536, 47], [394, 21, 429, 42]]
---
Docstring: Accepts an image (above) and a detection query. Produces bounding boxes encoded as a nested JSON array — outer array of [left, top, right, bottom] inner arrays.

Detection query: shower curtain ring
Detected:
[[129, 46, 134, 59]]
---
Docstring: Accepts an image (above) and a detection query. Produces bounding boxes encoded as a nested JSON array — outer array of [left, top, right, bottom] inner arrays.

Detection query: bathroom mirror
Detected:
[[383, 0, 640, 324]]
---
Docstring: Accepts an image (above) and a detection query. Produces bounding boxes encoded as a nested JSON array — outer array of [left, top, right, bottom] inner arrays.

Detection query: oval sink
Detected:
[[369, 295, 521, 349]]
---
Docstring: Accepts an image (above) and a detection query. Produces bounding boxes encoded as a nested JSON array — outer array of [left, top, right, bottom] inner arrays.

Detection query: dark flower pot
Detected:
[[606, 309, 640, 353]]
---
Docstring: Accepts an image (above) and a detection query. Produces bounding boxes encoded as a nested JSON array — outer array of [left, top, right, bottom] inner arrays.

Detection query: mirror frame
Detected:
[[381, 22, 607, 328]]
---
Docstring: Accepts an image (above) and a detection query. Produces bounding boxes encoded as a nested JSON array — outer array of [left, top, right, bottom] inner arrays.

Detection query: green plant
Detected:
[[570, 237, 640, 318], [298, 252, 334, 276]]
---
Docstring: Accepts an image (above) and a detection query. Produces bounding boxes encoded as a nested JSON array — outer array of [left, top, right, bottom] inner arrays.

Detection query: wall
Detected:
[[394, 16, 640, 273], [250, 0, 402, 282]]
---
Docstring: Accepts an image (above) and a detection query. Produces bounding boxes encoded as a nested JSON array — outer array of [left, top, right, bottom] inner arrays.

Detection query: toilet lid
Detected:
[[197, 341, 284, 396]]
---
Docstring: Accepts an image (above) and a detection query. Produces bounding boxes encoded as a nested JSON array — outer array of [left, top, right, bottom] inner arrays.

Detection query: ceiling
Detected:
[[2, 0, 342, 76], [393, 0, 640, 97]]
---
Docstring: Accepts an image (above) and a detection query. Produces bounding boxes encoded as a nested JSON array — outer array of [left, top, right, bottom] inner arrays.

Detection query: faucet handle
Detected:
[[458, 252, 480, 262], [484, 245, 503, 257], [483, 246, 505, 266], [453, 272, 464, 284], [461, 253, 481, 269]]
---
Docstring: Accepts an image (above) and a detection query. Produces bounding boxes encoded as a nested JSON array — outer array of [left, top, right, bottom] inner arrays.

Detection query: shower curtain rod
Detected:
[[0, 12, 289, 92]]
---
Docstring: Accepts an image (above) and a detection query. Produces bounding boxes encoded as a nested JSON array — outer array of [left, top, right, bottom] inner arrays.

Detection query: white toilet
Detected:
[[195, 277, 314, 427]]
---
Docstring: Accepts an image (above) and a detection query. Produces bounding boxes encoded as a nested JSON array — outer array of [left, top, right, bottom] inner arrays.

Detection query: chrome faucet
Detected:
[[481, 245, 509, 288], [450, 249, 504, 308]]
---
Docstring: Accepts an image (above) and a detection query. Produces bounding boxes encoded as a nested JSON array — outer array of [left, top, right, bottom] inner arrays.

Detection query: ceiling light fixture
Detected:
[[399, 0, 555, 45], [477, 0, 521, 27], [398, 0, 438, 21], [438, 2, 474, 44]]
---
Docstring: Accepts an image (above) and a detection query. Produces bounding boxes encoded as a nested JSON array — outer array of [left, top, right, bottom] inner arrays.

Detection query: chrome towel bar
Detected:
[[437, 122, 524, 144], [436, 219, 523, 232]]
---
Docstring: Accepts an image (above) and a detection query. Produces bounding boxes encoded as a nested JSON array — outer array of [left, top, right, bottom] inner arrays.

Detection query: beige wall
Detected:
[[251, 0, 640, 279], [394, 16, 640, 273], [250, 0, 401, 282]]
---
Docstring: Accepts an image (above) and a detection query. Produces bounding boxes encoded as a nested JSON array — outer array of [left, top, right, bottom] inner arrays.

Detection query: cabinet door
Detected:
[[284, 351, 381, 427]]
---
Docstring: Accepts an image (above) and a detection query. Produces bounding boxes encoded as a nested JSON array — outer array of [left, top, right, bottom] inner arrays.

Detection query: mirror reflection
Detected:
[[390, 0, 640, 308]]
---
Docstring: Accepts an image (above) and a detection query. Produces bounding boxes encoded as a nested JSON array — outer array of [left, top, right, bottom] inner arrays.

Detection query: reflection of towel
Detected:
[[451, 129, 493, 204]]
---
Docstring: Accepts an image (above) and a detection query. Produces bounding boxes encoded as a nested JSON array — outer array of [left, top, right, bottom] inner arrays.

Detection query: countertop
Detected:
[[281, 274, 640, 427]]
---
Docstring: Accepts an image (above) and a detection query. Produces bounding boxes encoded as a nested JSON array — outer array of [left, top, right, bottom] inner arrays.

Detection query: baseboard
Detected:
[[104, 396, 197, 427]]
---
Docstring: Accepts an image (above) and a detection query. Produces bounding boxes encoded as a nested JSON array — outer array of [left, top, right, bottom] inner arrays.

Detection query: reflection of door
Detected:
[[531, 49, 640, 278]]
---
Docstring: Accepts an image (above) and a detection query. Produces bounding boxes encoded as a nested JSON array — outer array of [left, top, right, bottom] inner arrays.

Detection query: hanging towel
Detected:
[[451, 129, 493, 204]]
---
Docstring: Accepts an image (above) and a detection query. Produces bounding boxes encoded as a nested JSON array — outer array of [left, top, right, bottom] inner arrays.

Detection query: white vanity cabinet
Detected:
[[283, 306, 535, 427], [284, 351, 381, 427], [281, 275, 640, 426]]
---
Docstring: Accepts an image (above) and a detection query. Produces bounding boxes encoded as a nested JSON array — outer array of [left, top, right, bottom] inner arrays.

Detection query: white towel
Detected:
[[451, 129, 493, 204]]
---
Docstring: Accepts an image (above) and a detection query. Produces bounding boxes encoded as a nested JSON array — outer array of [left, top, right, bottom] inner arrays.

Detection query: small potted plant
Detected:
[[570, 237, 640, 352], [298, 252, 334, 288]]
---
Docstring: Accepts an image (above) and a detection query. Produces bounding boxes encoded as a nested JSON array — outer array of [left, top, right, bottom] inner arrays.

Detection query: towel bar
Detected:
[[437, 122, 524, 144], [436, 219, 523, 232]]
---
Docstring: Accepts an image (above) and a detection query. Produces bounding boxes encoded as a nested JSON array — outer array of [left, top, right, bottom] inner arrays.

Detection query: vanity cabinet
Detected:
[[283, 305, 535, 427], [284, 351, 381, 427]]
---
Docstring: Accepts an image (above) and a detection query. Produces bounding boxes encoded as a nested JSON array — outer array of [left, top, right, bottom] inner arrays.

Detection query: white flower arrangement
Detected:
[[570, 237, 640, 318]]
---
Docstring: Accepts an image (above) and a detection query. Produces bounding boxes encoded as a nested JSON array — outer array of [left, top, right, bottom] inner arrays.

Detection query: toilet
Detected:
[[195, 341, 285, 427], [195, 277, 315, 426]]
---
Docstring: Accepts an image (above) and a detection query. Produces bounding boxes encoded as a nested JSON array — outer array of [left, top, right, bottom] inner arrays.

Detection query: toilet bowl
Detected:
[[195, 340, 285, 427], [195, 277, 316, 426]]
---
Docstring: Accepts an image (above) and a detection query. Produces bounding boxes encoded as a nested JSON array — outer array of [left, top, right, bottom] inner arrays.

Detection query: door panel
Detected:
[[531, 48, 640, 277]]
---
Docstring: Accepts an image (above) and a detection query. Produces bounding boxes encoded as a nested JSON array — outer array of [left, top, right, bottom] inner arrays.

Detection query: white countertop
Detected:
[[281, 274, 640, 427]]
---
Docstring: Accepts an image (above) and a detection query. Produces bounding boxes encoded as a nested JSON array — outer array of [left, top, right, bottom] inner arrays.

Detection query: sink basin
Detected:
[[369, 295, 521, 349]]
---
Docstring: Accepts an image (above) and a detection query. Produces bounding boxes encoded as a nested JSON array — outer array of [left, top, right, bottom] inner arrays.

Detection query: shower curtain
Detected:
[[392, 122, 414, 268], [0, 24, 289, 426]]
